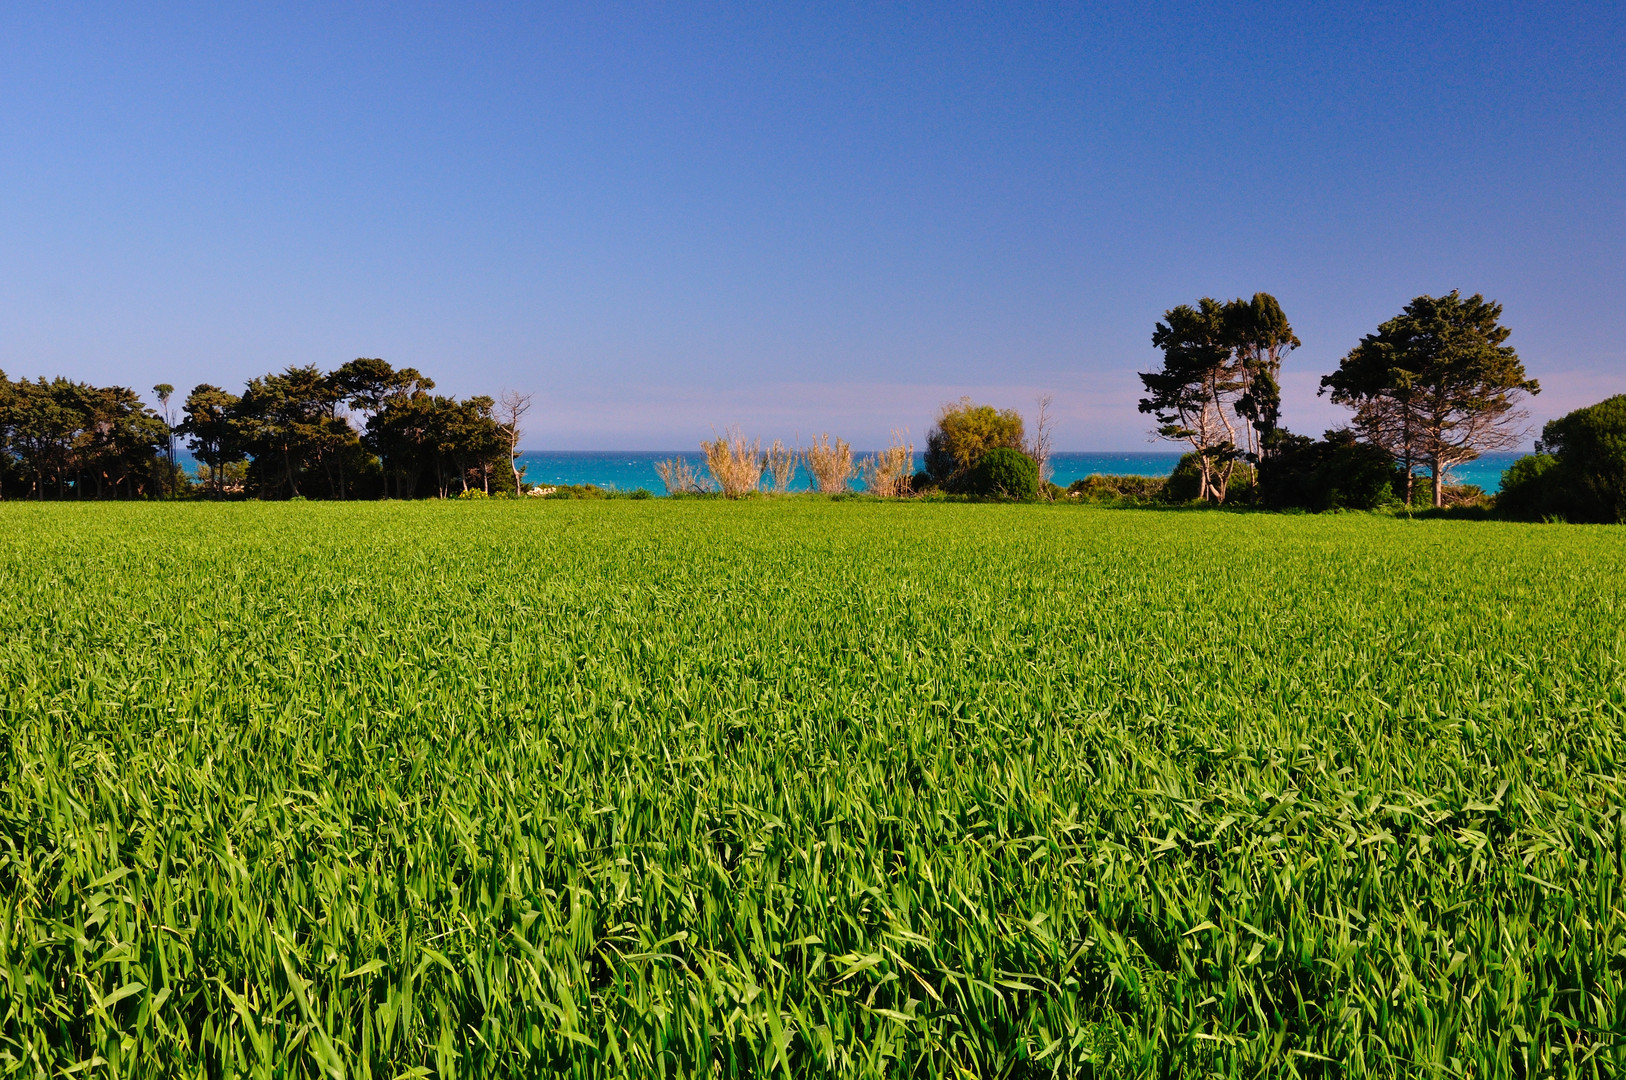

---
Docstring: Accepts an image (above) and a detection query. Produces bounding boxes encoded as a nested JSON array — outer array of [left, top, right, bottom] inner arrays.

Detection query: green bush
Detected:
[[963, 447, 1038, 500], [1067, 474, 1166, 503], [1497, 453, 1560, 520], [1259, 430, 1396, 511], [1164, 452, 1255, 504], [1540, 395, 1626, 523], [924, 399, 1025, 490], [1496, 396, 1626, 523]]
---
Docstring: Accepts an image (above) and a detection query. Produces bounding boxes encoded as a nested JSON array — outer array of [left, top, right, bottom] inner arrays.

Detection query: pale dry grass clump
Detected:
[[860, 430, 915, 497], [803, 434, 854, 494], [701, 428, 764, 498], [764, 440, 798, 494], [654, 458, 710, 495]]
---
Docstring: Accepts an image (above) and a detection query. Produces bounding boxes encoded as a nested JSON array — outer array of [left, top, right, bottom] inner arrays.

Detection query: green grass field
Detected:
[[2, 501, 1624, 1077]]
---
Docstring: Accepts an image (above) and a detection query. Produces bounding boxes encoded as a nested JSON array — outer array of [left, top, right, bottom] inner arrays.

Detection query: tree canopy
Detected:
[[1322, 291, 1538, 507], [1, 360, 513, 500], [0, 372, 169, 499], [1138, 292, 1297, 503]]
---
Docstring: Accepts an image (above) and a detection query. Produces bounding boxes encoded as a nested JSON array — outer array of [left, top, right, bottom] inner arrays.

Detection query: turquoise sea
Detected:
[[174, 450, 1521, 494], [518, 450, 1523, 495]]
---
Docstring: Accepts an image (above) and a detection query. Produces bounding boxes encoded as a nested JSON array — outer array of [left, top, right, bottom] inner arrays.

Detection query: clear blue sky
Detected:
[[2, 2, 1621, 449]]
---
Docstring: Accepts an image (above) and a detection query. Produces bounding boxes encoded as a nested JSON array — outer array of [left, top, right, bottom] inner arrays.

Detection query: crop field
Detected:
[[1, 501, 1624, 1078]]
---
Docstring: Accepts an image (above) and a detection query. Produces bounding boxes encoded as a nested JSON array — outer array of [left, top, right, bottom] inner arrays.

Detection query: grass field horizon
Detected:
[[3, 501, 1623, 1076]]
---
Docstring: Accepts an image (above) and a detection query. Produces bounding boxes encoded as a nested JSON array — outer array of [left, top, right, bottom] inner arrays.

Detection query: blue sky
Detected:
[[2, 1, 1621, 449]]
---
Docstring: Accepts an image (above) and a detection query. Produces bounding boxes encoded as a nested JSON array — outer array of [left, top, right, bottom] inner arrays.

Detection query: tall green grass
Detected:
[[1, 501, 1623, 1077]]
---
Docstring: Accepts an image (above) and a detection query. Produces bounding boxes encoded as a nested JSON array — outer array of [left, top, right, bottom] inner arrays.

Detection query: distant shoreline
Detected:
[[169, 448, 1524, 494]]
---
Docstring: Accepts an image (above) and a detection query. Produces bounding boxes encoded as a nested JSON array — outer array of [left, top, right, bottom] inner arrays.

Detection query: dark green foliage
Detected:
[[1225, 292, 1300, 454], [1498, 397, 1626, 523], [1163, 452, 1207, 502], [963, 446, 1038, 500], [171, 359, 509, 501], [1497, 452, 1562, 520], [1258, 429, 1397, 511], [1139, 293, 1296, 504], [1067, 474, 1167, 502], [1535, 394, 1626, 523], [0, 371, 167, 498], [1165, 452, 1255, 504], [1322, 292, 1539, 507]]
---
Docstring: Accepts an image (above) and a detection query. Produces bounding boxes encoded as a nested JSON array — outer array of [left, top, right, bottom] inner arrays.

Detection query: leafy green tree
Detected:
[[1139, 298, 1241, 503], [1322, 292, 1539, 507], [1538, 395, 1626, 522], [234, 366, 344, 498], [1495, 452, 1560, 521], [178, 385, 245, 497], [923, 398, 1026, 491], [332, 358, 434, 420], [80, 384, 168, 497], [1501, 395, 1626, 523], [1226, 293, 1300, 460]]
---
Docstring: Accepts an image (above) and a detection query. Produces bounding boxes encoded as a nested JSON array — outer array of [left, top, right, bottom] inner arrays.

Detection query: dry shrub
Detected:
[[764, 440, 798, 493], [701, 428, 764, 497], [859, 430, 915, 497], [803, 434, 855, 494], [654, 458, 710, 495]]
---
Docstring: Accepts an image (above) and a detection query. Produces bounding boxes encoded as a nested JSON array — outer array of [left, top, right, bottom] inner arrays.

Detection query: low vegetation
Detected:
[[2, 501, 1622, 1076], [1498, 394, 1626, 523]]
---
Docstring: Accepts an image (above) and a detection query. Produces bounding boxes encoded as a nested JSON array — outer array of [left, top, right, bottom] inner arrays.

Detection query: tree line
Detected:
[[0, 360, 530, 500], [1138, 290, 1542, 509]]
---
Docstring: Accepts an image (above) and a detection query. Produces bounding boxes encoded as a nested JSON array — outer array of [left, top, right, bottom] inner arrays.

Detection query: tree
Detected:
[[1322, 292, 1539, 507], [153, 383, 175, 496], [924, 398, 1026, 491], [497, 389, 533, 495], [1538, 395, 1626, 523], [1026, 393, 1056, 491], [1139, 293, 1299, 504], [178, 385, 244, 497], [1500, 395, 1626, 523], [1257, 429, 1396, 511], [234, 366, 341, 498], [1139, 299, 1241, 503], [1226, 293, 1300, 461]]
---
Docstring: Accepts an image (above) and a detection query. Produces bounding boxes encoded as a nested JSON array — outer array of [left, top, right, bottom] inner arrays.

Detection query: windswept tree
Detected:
[[1226, 293, 1300, 460], [1139, 293, 1298, 504], [235, 365, 352, 499], [0, 376, 164, 498], [1139, 298, 1240, 503], [1323, 292, 1539, 506]]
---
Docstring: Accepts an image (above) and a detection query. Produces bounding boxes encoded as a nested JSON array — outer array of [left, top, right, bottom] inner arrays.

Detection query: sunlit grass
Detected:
[[1, 501, 1623, 1076]]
